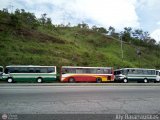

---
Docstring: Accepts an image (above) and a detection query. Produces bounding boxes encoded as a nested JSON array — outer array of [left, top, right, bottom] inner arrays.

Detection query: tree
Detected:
[[81, 22, 89, 29], [92, 26, 108, 34], [40, 13, 47, 25], [143, 31, 150, 41], [97, 27, 108, 34], [111, 32, 120, 39], [66, 22, 71, 27], [76, 22, 89, 29], [146, 38, 156, 45], [15, 9, 20, 15], [92, 25, 98, 31], [121, 27, 132, 42], [124, 27, 132, 34], [158, 41, 160, 47], [10, 14, 20, 28], [2, 8, 8, 13], [46, 18, 53, 29], [77, 23, 82, 28], [108, 26, 115, 35], [46, 18, 52, 25], [132, 29, 143, 39], [21, 9, 25, 13]]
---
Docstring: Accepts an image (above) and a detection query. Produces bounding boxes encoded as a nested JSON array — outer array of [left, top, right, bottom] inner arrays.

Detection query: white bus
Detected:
[[61, 66, 114, 83], [2, 65, 57, 83], [0, 66, 3, 80], [114, 68, 157, 83], [156, 70, 160, 82]]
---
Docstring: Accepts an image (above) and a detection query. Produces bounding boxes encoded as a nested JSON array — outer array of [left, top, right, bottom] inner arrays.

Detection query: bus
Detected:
[[2, 65, 57, 83], [156, 70, 160, 82], [60, 66, 114, 83], [114, 68, 157, 83], [0, 66, 3, 80]]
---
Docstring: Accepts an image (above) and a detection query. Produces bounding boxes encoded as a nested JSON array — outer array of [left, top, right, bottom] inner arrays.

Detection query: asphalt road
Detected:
[[0, 85, 160, 114]]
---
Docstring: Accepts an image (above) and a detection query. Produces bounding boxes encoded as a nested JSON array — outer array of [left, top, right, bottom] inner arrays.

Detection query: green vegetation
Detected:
[[0, 8, 160, 69]]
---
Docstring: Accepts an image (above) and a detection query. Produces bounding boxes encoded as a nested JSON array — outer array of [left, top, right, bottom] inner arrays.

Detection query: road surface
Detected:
[[0, 85, 160, 114]]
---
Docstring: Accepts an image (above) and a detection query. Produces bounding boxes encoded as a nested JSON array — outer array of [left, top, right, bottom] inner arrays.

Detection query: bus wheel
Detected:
[[37, 78, 43, 83], [155, 79, 160, 83], [144, 79, 148, 83], [7, 78, 13, 83], [123, 79, 128, 83], [96, 78, 102, 83], [68, 78, 75, 83]]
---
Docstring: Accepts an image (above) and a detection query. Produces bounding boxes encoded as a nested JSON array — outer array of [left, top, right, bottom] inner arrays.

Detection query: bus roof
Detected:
[[62, 66, 112, 69], [116, 68, 156, 70], [114, 69, 122, 71], [6, 65, 56, 68]]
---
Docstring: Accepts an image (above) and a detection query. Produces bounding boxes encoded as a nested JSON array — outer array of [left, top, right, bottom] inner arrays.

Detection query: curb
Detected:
[[0, 83, 160, 86]]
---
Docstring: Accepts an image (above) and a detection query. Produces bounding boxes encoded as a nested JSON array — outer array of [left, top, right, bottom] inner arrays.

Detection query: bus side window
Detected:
[[151, 70, 155, 75], [132, 69, 136, 74], [40, 68, 47, 73], [147, 70, 151, 75], [35, 68, 40, 73], [123, 70, 128, 75], [108, 69, 111, 74], [85, 69, 91, 73], [9, 67, 15, 73], [104, 69, 111, 74], [28, 68, 35, 73], [97, 69, 102, 74], [48, 68, 55, 73], [62, 68, 67, 74], [76, 68, 83, 73], [143, 70, 147, 74], [19, 67, 28, 73]]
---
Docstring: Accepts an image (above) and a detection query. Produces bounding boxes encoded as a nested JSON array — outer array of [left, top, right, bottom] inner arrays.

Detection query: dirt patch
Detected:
[[15, 29, 66, 44]]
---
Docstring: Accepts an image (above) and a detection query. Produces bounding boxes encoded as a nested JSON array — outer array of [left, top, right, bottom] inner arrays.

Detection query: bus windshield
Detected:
[[0, 67, 3, 73]]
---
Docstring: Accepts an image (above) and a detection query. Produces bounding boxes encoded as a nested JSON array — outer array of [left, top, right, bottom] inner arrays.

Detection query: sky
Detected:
[[0, 0, 160, 43]]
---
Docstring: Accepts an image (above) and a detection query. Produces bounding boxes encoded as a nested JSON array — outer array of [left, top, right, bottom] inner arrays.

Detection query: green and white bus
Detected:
[[0, 66, 3, 80], [114, 68, 157, 83], [2, 65, 57, 83], [156, 70, 160, 82]]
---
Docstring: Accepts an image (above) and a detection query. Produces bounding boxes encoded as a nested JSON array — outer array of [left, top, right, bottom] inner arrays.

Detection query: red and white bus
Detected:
[[60, 66, 114, 83]]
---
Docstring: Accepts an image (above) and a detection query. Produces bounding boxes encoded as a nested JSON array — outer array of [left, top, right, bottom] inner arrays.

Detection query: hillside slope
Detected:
[[0, 24, 159, 69]]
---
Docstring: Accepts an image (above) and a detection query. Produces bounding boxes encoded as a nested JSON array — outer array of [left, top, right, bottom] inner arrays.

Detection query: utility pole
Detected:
[[136, 48, 141, 68], [8, 2, 14, 13], [120, 35, 124, 61], [157, 35, 160, 68]]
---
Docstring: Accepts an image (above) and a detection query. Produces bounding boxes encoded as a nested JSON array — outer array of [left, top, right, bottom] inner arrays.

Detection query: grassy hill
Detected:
[[0, 26, 159, 69], [0, 9, 159, 69]]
